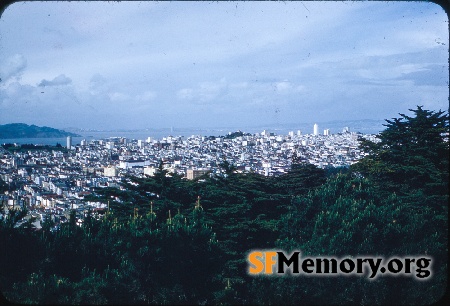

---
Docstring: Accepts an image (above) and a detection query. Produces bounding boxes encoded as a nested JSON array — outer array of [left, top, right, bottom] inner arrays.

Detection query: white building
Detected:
[[104, 166, 118, 177], [144, 166, 157, 177], [119, 160, 148, 169], [313, 124, 319, 136]]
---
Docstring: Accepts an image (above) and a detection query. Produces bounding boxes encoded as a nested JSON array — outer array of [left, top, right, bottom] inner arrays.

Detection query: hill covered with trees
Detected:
[[0, 123, 80, 138], [0, 106, 448, 304]]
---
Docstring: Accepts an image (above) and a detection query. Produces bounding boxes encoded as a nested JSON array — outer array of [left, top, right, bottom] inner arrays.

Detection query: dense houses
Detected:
[[0, 129, 378, 229]]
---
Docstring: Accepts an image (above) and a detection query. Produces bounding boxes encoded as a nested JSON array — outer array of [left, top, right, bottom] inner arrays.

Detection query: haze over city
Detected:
[[0, 1, 448, 131]]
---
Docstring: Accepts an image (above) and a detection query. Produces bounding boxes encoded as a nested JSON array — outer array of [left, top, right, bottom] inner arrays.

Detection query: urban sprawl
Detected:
[[0, 125, 378, 230]]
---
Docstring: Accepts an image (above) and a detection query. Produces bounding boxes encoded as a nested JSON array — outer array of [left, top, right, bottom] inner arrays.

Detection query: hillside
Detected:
[[0, 123, 81, 138]]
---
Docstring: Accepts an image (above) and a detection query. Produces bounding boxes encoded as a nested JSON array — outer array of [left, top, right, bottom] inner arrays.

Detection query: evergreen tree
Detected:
[[352, 106, 449, 210], [275, 161, 326, 196]]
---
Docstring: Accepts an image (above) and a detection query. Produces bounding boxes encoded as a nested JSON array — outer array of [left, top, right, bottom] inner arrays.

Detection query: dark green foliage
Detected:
[[275, 163, 327, 196], [274, 173, 447, 305], [270, 106, 448, 305], [352, 106, 449, 208], [2, 143, 69, 153], [1, 200, 222, 304], [218, 158, 237, 176]]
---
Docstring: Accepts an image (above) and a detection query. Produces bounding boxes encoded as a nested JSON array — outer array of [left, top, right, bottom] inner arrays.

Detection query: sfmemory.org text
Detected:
[[247, 251, 432, 280]]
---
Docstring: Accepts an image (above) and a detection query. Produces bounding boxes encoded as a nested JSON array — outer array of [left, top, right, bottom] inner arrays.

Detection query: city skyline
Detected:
[[0, 1, 448, 130]]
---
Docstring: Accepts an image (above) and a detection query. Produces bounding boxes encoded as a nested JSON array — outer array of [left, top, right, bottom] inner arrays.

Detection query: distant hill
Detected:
[[0, 123, 81, 138]]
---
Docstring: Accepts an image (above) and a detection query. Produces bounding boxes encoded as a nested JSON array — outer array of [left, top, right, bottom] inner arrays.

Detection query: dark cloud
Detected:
[[38, 74, 72, 87], [397, 64, 448, 87], [0, 54, 27, 83]]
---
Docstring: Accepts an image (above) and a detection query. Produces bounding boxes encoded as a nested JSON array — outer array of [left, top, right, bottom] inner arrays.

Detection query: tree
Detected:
[[275, 161, 326, 197], [268, 106, 448, 305], [352, 106, 449, 210], [0, 178, 8, 193], [218, 158, 237, 176], [274, 173, 447, 305]]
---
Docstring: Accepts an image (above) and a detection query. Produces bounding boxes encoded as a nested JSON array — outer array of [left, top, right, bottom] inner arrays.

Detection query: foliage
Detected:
[[272, 172, 447, 305], [352, 106, 449, 209], [1, 200, 222, 304], [222, 130, 251, 139], [0, 179, 8, 193], [2, 143, 68, 153]]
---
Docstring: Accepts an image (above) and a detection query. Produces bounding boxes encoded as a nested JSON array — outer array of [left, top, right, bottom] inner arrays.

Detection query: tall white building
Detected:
[[66, 136, 72, 149], [324, 129, 330, 136], [313, 124, 319, 136]]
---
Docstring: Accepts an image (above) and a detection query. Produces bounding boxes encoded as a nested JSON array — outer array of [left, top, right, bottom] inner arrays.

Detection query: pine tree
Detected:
[[352, 106, 449, 210]]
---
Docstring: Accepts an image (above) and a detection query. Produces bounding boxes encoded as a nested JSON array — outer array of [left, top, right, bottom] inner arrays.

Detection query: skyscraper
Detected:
[[313, 123, 319, 136], [66, 136, 72, 149]]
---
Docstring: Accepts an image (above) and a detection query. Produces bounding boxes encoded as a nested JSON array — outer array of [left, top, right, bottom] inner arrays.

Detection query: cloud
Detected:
[[177, 78, 229, 103], [396, 64, 448, 87], [108, 92, 130, 102], [177, 88, 194, 100], [136, 91, 157, 102], [0, 81, 38, 108], [0, 54, 27, 83], [274, 80, 292, 91], [198, 79, 228, 102], [273, 80, 306, 94], [38, 74, 72, 87]]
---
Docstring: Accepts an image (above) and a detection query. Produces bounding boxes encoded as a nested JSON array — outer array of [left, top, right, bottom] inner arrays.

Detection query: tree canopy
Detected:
[[352, 106, 449, 209]]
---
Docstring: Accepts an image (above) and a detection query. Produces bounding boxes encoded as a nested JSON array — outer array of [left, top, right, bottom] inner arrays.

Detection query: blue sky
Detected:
[[0, 1, 448, 130]]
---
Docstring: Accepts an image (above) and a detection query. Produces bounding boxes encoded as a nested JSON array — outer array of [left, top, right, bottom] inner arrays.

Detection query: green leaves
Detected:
[[352, 106, 449, 203]]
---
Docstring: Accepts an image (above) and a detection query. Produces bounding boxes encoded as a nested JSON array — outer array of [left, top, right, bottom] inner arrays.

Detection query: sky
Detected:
[[0, 1, 448, 130]]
